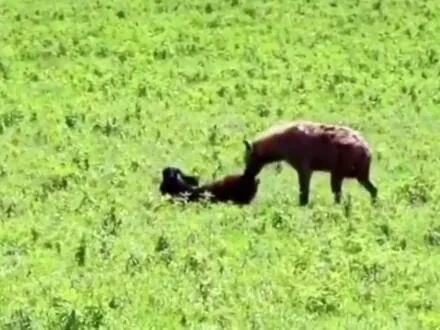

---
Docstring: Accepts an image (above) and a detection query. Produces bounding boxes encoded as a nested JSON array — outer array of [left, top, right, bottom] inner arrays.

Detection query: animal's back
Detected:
[[254, 121, 367, 145], [251, 121, 371, 171]]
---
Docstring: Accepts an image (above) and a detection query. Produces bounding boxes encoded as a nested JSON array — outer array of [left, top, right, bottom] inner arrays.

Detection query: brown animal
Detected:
[[242, 120, 378, 205], [160, 167, 260, 205]]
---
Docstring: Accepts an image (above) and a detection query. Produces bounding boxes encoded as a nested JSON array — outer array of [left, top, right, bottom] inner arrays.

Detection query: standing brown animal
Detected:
[[242, 121, 378, 206]]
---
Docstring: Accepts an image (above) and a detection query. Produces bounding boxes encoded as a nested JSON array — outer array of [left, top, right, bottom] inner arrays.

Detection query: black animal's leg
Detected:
[[297, 168, 312, 206], [358, 179, 378, 203], [330, 173, 343, 204]]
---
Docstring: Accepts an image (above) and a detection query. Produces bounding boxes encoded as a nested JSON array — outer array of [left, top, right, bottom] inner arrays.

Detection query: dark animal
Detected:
[[242, 120, 378, 206], [196, 173, 260, 205], [160, 167, 260, 205], [160, 167, 199, 196]]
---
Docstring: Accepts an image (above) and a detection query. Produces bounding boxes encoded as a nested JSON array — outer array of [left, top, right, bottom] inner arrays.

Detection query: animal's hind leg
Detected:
[[356, 160, 378, 203], [330, 173, 343, 204], [358, 179, 378, 203]]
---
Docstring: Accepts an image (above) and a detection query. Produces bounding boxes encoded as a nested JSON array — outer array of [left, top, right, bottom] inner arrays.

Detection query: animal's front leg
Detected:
[[330, 173, 343, 204], [297, 168, 312, 206]]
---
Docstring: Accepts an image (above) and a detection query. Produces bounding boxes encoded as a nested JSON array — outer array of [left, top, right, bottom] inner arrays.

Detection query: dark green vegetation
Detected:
[[1, 0, 439, 328]]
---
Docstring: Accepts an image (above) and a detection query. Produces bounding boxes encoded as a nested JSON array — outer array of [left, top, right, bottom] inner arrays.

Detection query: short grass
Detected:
[[0, 0, 439, 328]]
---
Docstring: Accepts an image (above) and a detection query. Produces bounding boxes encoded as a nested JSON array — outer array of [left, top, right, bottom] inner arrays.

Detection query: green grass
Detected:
[[1, 0, 440, 328]]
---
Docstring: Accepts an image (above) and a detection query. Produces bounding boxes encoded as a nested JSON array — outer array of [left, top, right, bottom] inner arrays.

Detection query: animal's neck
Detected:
[[244, 158, 268, 177], [245, 140, 282, 177]]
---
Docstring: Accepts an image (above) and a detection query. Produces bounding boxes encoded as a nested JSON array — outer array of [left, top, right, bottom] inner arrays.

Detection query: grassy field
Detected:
[[1, 0, 440, 328]]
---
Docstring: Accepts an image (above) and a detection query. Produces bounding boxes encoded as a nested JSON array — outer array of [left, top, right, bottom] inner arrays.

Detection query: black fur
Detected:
[[159, 167, 199, 197], [159, 166, 259, 205]]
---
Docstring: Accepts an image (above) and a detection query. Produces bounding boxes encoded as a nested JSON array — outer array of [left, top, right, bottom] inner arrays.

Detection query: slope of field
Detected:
[[0, 0, 439, 328]]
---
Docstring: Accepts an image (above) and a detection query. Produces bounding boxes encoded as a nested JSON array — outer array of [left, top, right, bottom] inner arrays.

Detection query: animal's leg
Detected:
[[330, 173, 343, 204], [297, 168, 312, 206], [358, 179, 378, 203], [356, 158, 378, 203]]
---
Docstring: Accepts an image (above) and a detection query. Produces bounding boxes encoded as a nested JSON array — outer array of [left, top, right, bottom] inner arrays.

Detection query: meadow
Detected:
[[0, 0, 440, 328]]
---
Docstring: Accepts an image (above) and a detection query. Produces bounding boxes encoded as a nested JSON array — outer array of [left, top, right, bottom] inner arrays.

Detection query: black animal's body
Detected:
[[160, 167, 259, 205]]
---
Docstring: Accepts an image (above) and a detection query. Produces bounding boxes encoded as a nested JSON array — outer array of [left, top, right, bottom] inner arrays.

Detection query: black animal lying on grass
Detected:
[[160, 166, 260, 205]]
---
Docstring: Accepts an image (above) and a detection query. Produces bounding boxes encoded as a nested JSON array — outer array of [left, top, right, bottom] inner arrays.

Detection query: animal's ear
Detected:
[[243, 140, 252, 152]]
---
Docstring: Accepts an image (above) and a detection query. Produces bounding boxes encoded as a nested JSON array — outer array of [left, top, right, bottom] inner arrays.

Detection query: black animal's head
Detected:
[[160, 167, 199, 196]]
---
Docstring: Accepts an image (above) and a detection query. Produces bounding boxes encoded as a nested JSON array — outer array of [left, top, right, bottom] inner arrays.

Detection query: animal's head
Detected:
[[219, 173, 260, 204], [242, 174, 260, 193], [234, 174, 261, 203], [160, 167, 199, 196]]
